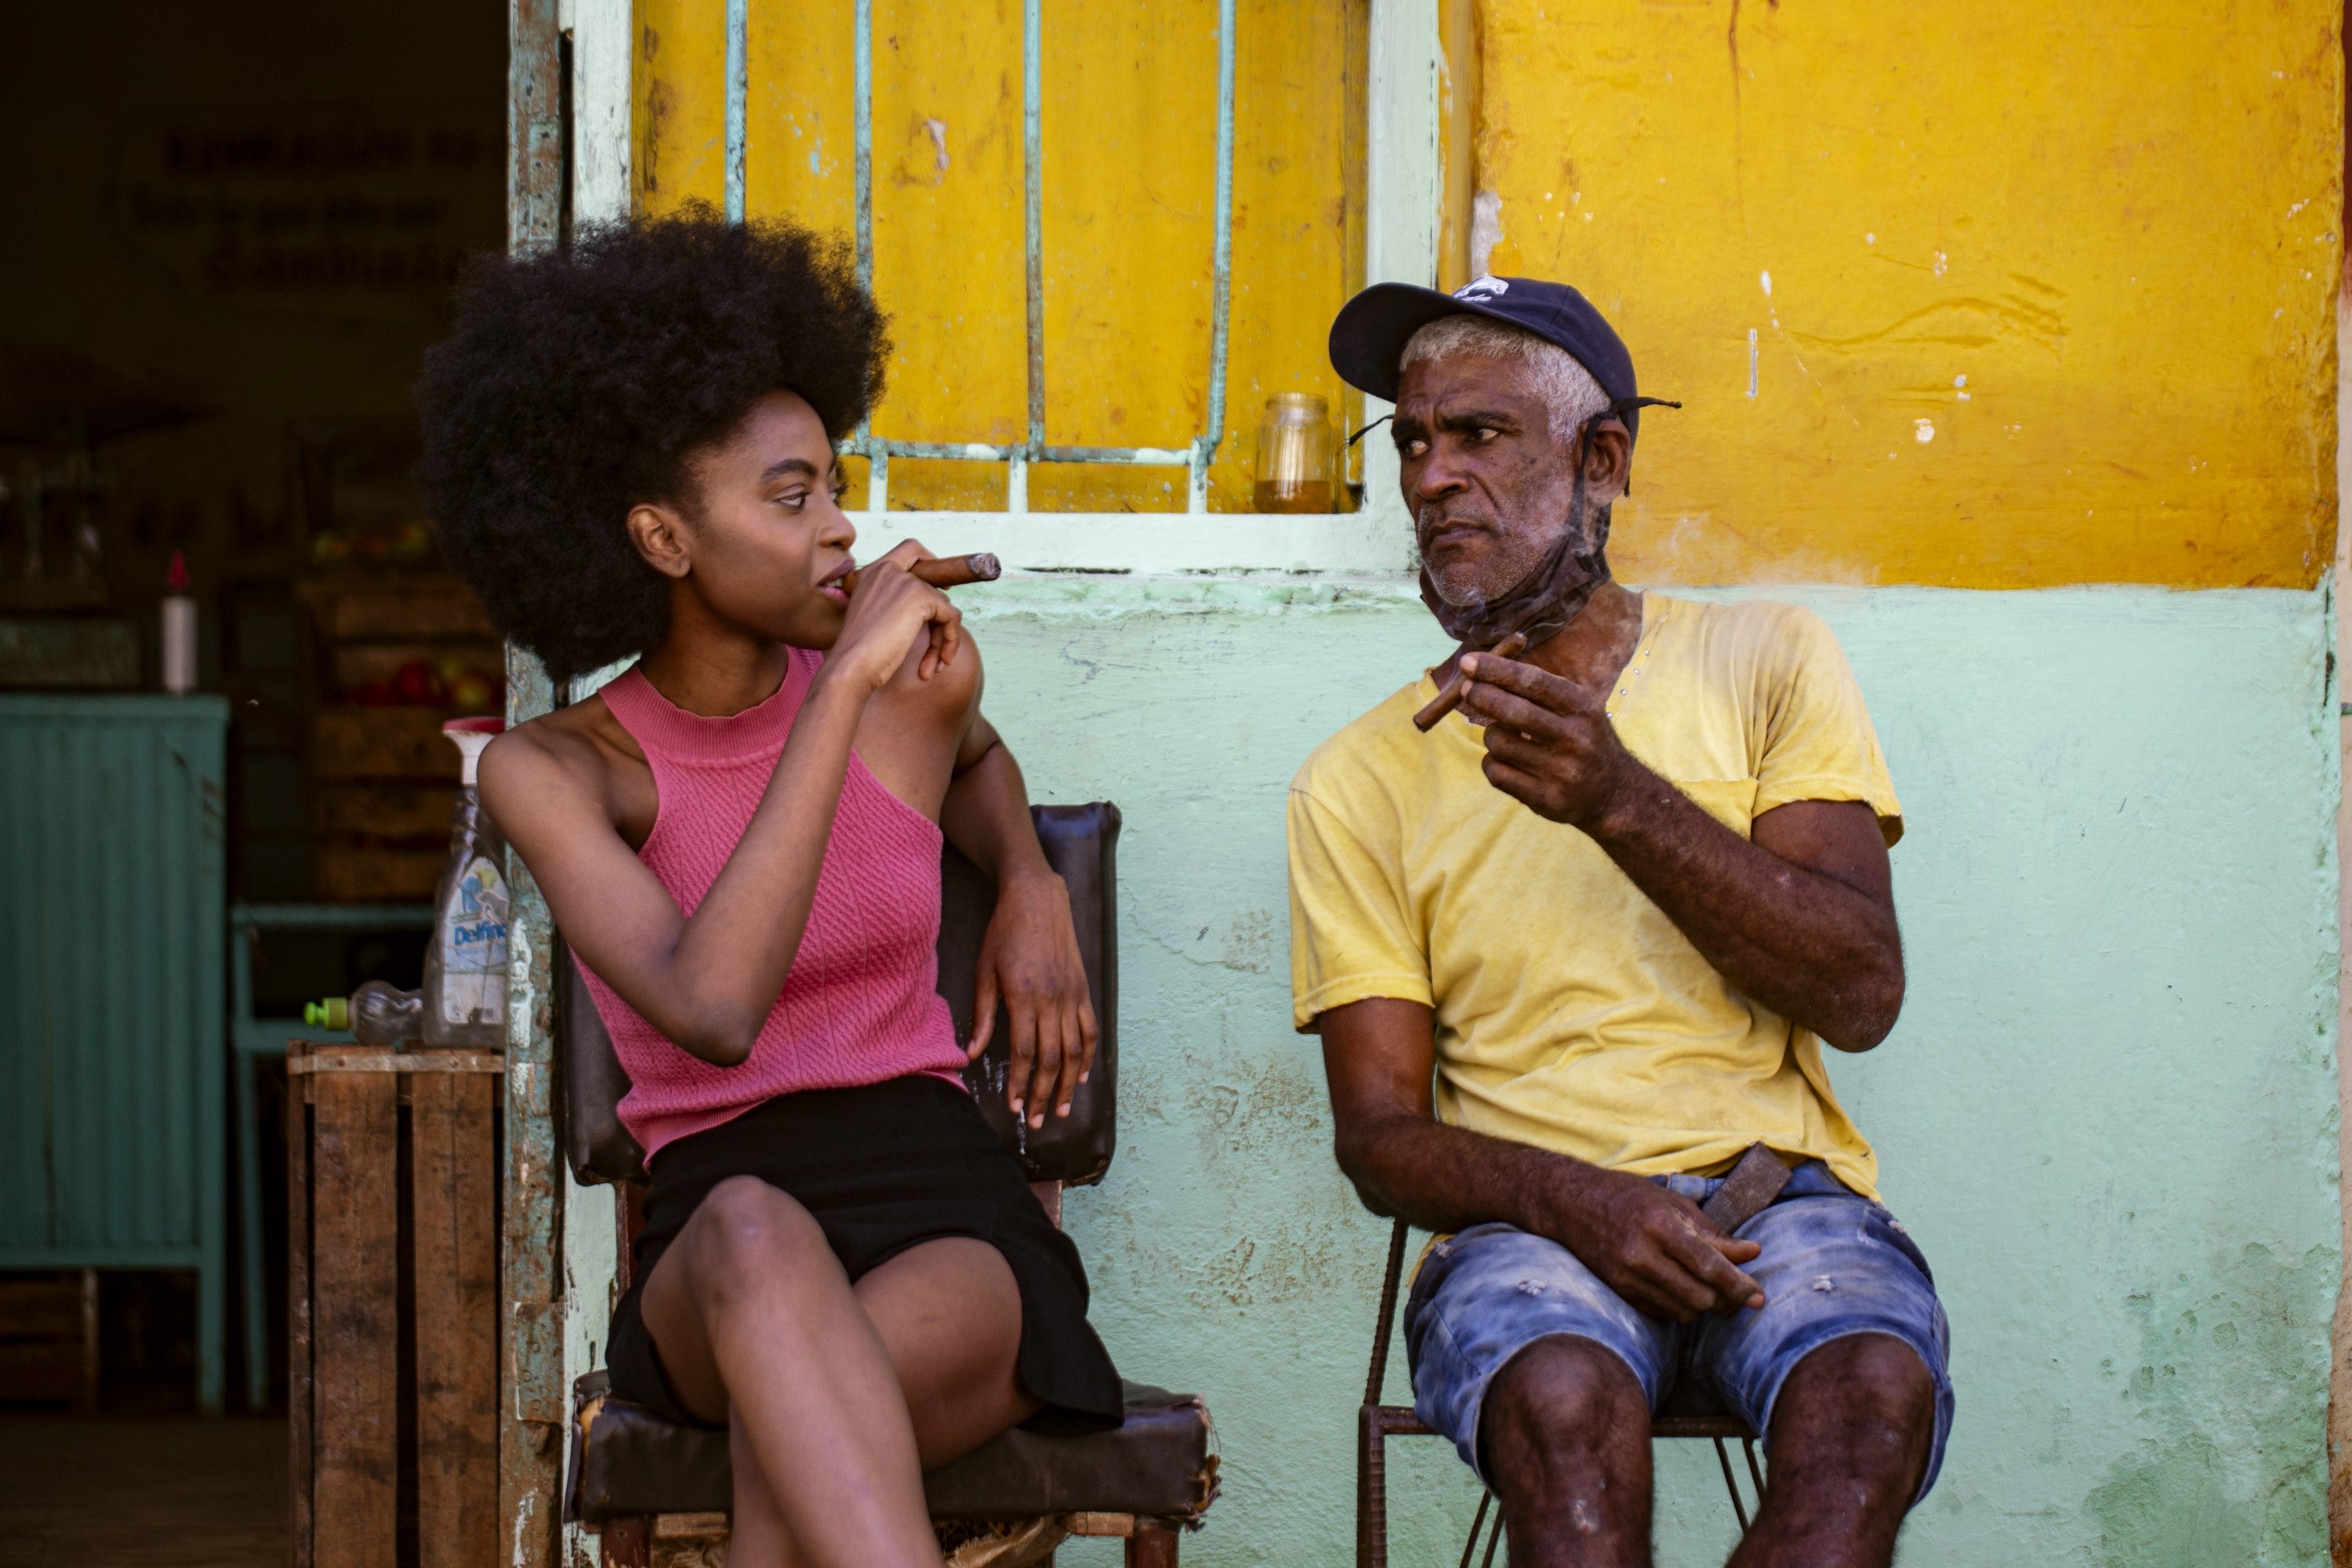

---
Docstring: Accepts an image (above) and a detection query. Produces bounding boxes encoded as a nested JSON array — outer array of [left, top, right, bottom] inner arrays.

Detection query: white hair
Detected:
[[1399, 314, 1610, 441]]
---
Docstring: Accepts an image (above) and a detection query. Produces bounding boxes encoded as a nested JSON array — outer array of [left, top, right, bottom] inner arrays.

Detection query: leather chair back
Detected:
[[561, 801, 1121, 1189]]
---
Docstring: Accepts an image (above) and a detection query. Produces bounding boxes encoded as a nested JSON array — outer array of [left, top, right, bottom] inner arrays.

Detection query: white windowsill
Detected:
[[847, 510, 1416, 577]]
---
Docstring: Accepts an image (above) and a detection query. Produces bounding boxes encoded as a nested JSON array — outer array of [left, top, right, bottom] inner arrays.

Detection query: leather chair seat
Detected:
[[571, 1372, 1218, 1525]]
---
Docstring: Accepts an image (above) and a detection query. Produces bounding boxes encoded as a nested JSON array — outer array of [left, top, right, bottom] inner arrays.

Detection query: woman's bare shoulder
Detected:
[[481, 692, 644, 811]]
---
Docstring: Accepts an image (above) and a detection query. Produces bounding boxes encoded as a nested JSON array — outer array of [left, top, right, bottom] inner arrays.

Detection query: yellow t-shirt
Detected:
[[1287, 594, 1901, 1199]]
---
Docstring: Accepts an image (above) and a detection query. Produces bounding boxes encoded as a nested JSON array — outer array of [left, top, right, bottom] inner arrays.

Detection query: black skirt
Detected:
[[605, 1074, 1123, 1435]]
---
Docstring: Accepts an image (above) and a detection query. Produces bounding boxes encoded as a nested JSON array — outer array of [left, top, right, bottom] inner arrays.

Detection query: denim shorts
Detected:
[[1403, 1162, 1953, 1501]]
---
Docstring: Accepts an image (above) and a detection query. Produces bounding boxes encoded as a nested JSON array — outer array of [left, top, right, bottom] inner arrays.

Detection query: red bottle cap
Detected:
[[165, 550, 188, 592]]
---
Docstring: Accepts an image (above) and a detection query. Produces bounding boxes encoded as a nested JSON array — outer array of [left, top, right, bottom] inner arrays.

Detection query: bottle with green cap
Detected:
[[305, 980, 424, 1049]]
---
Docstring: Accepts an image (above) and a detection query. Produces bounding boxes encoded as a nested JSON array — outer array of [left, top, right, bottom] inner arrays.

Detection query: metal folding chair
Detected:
[[1356, 1218, 1764, 1566]]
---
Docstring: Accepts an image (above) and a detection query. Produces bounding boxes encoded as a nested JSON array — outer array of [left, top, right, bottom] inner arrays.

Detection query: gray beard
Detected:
[[1414, 493, 1613, 650]]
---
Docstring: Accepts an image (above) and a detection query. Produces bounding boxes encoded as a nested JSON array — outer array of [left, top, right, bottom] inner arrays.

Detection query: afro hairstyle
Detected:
[[416, 207, 890, 684]]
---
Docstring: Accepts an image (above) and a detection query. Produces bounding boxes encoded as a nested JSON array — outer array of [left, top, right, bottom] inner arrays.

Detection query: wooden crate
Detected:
[[314, 845, 448, 902], [294, 569, 499, 906], [328, 644, 504, 698], [0, 1271, 97, 1410], [297, 578, 497, 644], [289, 1042, 503, 1568], [313, 708, 468, 782], [316, 782, 460, 840]]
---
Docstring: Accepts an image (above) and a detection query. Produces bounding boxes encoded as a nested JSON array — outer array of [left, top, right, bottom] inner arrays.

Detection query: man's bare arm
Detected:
[[1457, 654, 1904, 1050], [1321, 997, 1763, 1322]]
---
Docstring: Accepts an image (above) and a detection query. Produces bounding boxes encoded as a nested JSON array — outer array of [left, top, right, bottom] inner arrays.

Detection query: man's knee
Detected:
[[1774, 1332, 1936, 1483], [1793, 1334, 1933, 1425], [1479, 1335, 1649, 1483], [684, 1175, 829, 1294]]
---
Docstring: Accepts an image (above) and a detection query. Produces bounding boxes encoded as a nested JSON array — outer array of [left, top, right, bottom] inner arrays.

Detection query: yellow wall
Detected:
[[635, 0, 1366, 514], [1474, 0, 2341, 589], [634, 0, 2339, 581]]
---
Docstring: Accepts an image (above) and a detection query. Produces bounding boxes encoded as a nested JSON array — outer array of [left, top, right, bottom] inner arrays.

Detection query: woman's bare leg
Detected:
[[725, 1419, 808, 1567], [637, 1176, 1038, 1568], [639, 1176, 938, 1567], [852, 1235, 1039, 1467]]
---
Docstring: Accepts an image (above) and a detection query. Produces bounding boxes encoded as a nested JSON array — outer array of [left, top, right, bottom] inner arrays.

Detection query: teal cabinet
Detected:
[[1, 695, 230, 1409]]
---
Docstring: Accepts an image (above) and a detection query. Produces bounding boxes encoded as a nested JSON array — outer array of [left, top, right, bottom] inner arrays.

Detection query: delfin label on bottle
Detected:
[[441, 854, 510, 1026]]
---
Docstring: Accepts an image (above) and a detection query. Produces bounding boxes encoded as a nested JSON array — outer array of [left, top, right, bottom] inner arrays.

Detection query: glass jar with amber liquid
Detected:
[[1254, 392, 1334, 514]]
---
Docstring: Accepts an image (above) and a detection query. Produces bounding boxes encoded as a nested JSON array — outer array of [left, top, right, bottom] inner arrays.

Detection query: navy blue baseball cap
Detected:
[[1329, 275, 1664, 443]]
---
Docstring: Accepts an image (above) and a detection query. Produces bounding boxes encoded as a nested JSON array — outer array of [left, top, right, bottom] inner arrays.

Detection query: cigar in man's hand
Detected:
[[842, 552, 1002, 595], [1414, 630, 1532, 732]]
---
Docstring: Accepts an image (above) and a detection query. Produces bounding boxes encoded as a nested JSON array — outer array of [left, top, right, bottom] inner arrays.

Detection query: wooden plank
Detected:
[[652, 1514, 729, 1539], [310, 1068, 398, 1568], [288, 1052, 505, 1076], [0, 1338, 85, 1403], [288, 1061, 314, 1568], [314, 782, 459, 840], [0, 1272, 84, 1337], [311, 708, 464, 781], [413, 1072, 499, 1568], [298, 578, 497, 642], [315, 846, 446, 903]]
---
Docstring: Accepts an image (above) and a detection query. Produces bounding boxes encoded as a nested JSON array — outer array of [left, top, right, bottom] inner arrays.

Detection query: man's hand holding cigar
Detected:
[[1454, 650, 1642, 832]]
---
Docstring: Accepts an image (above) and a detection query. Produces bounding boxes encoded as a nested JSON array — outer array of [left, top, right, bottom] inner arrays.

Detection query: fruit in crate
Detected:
[[388, 521, 435, 561], [392, 659, 448, 705], [309, 518, 438, 567], [343, 657, 502, 708], [448, 670, 496, 711]]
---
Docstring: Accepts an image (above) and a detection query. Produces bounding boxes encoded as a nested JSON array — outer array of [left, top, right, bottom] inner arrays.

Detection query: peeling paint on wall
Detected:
[[1468, 187, 1501, 280]]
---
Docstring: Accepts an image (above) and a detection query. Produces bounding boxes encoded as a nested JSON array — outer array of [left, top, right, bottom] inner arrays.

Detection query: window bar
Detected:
[[1192, 0, 1236, 514], [724, 0, 749, 222], [1015, 0, 1045, 516], [853, 0, 886, 510], [837, 0, 1236, 517]]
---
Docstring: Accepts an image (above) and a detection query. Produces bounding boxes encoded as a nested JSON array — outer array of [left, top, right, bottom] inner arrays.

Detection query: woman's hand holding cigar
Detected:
[[824, 546, 999, 686]]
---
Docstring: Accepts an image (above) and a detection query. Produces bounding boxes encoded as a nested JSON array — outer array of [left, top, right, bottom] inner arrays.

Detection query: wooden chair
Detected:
[[1357, 1218, 1764, 1568], [561, 803, 1219, 1566]]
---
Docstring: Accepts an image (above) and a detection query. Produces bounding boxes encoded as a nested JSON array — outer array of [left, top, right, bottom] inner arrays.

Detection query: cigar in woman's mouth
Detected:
[[839, 553, 1002, 596]]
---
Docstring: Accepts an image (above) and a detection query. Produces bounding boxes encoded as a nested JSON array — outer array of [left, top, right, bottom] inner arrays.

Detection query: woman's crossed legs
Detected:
[[638, 1174, 1041, 1568]]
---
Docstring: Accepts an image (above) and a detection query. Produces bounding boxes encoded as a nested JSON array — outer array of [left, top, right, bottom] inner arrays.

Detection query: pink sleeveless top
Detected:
[[575, 652, 967, 1160]]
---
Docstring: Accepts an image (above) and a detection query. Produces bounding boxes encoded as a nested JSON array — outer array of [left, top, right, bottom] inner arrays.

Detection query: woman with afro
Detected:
[[418, 210, 1120, 1567]]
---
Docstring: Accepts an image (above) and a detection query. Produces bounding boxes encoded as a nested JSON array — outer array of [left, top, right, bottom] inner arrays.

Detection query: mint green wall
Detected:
[[953, 580, 2339, 1567]]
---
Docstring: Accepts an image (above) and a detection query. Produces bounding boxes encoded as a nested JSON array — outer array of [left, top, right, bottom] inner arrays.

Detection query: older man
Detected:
[[1289, 278, 1951, 1568]]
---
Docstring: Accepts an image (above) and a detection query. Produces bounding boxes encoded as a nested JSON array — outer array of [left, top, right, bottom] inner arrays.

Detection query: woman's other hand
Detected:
[[969, 869, 1098, 1128]]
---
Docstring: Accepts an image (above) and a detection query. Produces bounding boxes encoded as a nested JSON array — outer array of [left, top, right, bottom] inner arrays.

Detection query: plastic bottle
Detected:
[[304, 981, 425, 1048], [161, 550, 197, 694], [423, 717, 510, 1047]]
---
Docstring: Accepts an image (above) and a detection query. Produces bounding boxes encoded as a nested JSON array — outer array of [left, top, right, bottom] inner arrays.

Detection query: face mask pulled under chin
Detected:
[[1417, 492, 1613, 652]]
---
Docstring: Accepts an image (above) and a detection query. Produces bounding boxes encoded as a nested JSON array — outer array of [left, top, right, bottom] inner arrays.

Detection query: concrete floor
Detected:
[[0, 1415, 286, 1566]]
